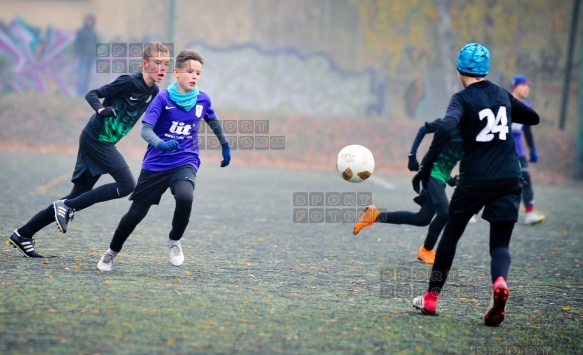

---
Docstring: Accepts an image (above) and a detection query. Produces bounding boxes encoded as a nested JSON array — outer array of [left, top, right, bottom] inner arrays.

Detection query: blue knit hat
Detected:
[[457, 42, 490, 77], [511, 75, 529, 89]]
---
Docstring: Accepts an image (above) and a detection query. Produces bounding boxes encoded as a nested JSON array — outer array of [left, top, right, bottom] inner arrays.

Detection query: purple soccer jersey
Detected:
[[511, 99, 532, 158], [141, 90, 216, 171]]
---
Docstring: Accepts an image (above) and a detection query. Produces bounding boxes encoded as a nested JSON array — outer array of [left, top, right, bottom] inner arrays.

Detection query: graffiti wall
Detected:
[[0, 0, 578, 125], [0, 18, 77, 95]]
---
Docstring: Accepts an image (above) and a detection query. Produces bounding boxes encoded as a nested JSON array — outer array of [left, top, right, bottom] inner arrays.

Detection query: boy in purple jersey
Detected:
[[8, 42, 171, 258], [511, 75, 545, 225], [97, 49, 230, 271], [410, 43, 539, 326]]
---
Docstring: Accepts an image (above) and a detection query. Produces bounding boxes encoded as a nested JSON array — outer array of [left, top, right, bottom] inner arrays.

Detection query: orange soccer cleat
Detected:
[[417, 245, 436, 264], [353, 205, 380, 235]]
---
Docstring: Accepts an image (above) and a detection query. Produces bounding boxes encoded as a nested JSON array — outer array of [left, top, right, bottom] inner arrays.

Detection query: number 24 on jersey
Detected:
[[476, 107, 508, 142]]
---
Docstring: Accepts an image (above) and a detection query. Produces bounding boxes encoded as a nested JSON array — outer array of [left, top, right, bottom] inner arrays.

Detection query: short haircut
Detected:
[[143, 42, 170, 61], [175, 49, 203, 70]]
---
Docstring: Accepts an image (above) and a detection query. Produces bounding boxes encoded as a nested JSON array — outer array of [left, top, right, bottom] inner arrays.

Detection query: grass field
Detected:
[[0, 150, 582, 354]]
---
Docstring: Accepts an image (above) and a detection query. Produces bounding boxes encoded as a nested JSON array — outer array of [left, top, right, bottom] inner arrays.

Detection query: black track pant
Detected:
[[428, 214, 514, 292], [17, 167, 134, 239], [109, 180, 194, 252], [376, 194, 449, 250]]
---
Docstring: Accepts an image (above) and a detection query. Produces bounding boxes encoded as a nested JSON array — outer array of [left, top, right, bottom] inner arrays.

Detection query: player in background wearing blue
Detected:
[[8, 43, 171, 258], [353, 118, 462, 264], [97, 49, 231, 271], [511, 75, 545, 225], [411, 43, 539, 326]]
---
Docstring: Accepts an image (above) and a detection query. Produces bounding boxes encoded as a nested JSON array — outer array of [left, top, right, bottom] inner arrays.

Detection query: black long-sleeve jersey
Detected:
[[84, 73, 159, 144], [421, 80, 539, 182]]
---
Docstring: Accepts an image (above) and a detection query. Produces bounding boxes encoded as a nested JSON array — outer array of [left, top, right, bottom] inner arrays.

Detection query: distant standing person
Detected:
[[511, 75, 545, 225], [74, 14, 98, 95]]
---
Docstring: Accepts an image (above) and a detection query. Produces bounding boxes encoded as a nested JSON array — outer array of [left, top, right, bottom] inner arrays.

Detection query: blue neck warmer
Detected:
[[168, 82, 199, 112]]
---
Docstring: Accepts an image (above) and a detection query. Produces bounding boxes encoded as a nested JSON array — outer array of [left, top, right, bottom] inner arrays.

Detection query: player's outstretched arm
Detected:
[[422, 117, 457, 168], [408, 126, 425, 171], [408, 118, 443, 171], [140, 123, 180, 152], [522, 125, 538, 162], [205, 118, 231, 167]]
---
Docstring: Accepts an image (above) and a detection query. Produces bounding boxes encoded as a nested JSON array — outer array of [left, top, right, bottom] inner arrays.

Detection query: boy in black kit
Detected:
[[8, 42, 171, 258], [411, 43, 540, 326]]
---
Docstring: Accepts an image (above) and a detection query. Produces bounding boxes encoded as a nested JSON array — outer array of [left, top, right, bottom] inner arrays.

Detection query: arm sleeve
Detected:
[[409, 126, 426, 155], [84, 75, 132, 112], [409, 118, 443, 154], [522, 125, 535, 149], [141, 122, 164, 147], [420, 116, 458, 168], [510, 94, 540, 126], [419, 95, 462, 168], [205, 118, 228, 145]]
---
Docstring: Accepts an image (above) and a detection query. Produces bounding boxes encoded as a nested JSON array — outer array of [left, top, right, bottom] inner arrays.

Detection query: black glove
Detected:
[[156, 139, 181, 152], [99, 107, 117, 118], [412, 164, 431, 193], [408, 154, 420, 171], [447, 175, 459, 187]]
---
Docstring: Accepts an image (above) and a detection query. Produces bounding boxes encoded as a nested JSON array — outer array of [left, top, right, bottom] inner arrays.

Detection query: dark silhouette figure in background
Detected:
[[74, 14, 98, 95]]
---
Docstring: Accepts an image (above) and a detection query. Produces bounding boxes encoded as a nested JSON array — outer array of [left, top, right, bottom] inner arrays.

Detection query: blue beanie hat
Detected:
[[511, 75, 529, 89], [457, 42, 490, 77]]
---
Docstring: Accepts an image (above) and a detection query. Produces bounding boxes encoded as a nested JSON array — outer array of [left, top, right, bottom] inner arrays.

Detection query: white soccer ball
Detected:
[[336, 144, 375, 183]]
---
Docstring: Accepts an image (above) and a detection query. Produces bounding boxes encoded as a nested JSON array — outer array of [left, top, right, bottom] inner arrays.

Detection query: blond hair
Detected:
[[143, 42, 170, 60]]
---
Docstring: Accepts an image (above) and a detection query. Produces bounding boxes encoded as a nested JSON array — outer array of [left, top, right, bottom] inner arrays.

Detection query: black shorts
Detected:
[[426, 176, 449, 205], [129, 165, 197, 205], [415, 177, 449, 206], [72, 131, 128, 182], [450, 178, 523, 222]]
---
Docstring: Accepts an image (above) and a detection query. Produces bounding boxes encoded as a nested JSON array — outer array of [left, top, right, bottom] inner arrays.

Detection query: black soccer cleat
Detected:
[[53, 199, 74, 233], [8, 230, 45, 258]]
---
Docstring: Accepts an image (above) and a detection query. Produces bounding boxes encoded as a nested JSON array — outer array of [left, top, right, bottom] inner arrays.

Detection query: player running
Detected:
[[8, 43, 171, 258], [353, 118, 462, 264], [410, 43, 540, 326], [97, 49, 231, 271]]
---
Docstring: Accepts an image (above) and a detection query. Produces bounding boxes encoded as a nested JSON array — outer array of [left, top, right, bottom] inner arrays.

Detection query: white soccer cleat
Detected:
[[169, 240, 184, 266], [524, 211, 545, 225], [97, 248, 117, 271]]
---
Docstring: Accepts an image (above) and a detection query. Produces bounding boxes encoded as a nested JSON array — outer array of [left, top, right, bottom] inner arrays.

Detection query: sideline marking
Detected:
[[368, 175, 396, 190], [29, 174, 69, 196]]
